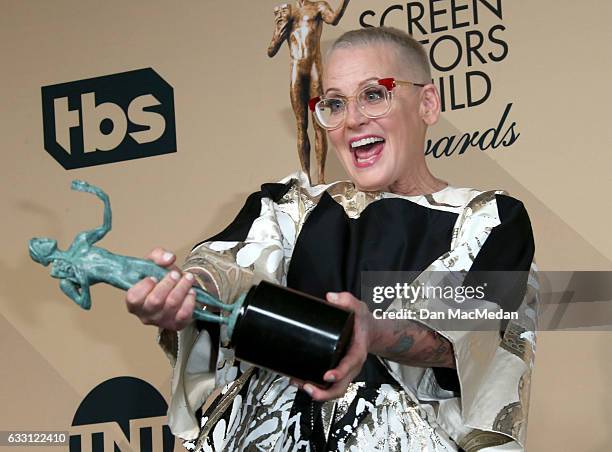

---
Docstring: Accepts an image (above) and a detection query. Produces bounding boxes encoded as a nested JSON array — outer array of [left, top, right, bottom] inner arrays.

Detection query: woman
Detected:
[[126, 27, 537, 451]]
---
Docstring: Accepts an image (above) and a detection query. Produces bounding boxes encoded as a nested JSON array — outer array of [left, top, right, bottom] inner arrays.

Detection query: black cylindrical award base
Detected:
[[230, 281, 354, 388]]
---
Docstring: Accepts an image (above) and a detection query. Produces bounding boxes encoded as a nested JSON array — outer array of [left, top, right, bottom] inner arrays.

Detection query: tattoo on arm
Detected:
[[378, 321, 455, 368], [386, 335, 414, 355]]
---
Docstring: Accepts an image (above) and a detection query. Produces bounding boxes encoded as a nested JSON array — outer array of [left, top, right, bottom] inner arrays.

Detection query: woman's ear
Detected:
[[419, 83, 441, 126]]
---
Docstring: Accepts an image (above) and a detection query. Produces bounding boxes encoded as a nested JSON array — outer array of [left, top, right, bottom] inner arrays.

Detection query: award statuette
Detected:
[[28, 180, 353, 387]]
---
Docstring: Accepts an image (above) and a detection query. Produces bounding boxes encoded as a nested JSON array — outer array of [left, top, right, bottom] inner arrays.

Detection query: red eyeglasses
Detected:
[[309, 78, 426, 130]]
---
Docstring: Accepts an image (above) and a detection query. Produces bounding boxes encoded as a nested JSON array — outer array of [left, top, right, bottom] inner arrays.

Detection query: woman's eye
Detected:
[[328, 99, 344, 113], [363, 89, 384, 102]]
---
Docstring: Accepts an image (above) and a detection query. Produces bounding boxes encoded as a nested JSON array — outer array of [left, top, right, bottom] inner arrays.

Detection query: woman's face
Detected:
[[323, 44, 431, 192]]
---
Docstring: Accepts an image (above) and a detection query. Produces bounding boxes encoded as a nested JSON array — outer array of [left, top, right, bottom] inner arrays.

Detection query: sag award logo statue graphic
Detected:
[[267, 0, 350, 184], [28, 180, 353, 387]]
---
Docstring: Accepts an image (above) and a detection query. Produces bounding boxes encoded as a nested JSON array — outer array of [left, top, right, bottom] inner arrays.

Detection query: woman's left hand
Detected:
[[291, 291, 376, 401]]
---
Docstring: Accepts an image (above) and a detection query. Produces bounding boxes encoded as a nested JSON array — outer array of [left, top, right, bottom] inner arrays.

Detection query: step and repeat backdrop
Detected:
[[2, 1, 611, 451]]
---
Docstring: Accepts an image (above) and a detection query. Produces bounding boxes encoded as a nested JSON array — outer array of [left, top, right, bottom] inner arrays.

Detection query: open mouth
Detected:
[[349, 136, 385, 168]]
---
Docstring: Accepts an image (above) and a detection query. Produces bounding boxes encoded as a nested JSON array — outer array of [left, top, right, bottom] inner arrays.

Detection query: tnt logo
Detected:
[[69, 376, 175, 452], [41, 68, 176, 169]]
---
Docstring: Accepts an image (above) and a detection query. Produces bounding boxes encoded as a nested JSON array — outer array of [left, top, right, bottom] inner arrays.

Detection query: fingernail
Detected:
[[185, 272, 194, 281], [163, 252, 174, 261], [170, 271, 181, 281], [188, 288, 195, 296], [327, 292, 338, 302], [303, 384, 314, 396], [324, 374, 336, 383], [149, 276, 158, 283]]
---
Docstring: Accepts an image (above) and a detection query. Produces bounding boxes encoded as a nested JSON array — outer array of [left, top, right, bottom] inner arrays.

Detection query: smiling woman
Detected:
[[126, 26, 537, 452], [319, 28, 447, 195]]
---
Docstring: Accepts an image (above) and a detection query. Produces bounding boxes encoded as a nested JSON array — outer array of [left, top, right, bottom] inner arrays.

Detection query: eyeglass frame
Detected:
[[308, 77, 427, 130]]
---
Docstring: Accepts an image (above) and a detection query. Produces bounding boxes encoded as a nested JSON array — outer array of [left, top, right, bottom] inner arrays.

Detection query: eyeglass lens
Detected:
[[316, 85, 391, 129]]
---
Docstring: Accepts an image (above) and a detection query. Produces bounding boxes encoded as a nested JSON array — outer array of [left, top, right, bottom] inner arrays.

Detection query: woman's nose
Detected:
[[344, 100, 369, 129]]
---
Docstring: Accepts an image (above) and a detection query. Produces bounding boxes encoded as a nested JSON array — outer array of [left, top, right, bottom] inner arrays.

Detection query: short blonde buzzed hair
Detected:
[[329, 27, 431, 83]]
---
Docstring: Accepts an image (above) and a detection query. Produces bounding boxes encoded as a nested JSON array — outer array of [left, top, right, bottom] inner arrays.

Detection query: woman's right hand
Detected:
[[125, 247, 196, 331]]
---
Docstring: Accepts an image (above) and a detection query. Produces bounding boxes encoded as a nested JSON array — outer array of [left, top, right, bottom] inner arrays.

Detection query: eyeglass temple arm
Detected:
[[396, 81, 427, 87], [380, 78, 427, 90]]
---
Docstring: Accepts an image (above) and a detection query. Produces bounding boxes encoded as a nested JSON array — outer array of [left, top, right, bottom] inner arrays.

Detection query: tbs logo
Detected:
[[42, 68, 176, 169]]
